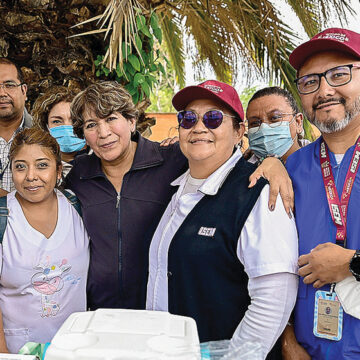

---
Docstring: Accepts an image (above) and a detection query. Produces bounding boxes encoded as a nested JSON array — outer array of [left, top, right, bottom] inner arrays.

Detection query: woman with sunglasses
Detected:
[[246, 87, 309, 164], [65, 80, 292, 315], [146, 80, 298, 360]]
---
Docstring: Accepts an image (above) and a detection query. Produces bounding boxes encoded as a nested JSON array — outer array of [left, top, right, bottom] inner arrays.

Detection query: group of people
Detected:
[[0, 26, 358, 360]]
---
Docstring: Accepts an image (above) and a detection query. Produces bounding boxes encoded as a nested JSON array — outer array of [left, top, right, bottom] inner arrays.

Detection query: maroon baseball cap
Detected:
[[172, 80, 244, 122], [290, 28, 360, 71]]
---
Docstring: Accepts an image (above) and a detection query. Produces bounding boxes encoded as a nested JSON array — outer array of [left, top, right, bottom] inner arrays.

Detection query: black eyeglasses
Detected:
[[295, 64, 360, 95], [177, 110, 237, 129]]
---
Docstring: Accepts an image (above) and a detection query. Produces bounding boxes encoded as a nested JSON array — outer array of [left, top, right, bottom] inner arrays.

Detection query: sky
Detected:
[[184, 0, 360, 89]]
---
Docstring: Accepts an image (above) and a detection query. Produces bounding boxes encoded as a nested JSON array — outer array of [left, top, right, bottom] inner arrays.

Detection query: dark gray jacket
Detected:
[[65, 132, 187, 310]]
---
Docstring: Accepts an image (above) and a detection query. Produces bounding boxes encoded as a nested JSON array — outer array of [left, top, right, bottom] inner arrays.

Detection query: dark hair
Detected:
[[71, 81, 138, 139], [0, 58, 24, 83], [32, 86, 78, 132], [231, 115, 241, 130], [10, 128, 62, 172], [248, 87, 299, 113]]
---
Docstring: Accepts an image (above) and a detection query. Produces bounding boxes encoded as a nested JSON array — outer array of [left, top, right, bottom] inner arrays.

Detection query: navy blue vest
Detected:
[[167, 157, 267, 342]]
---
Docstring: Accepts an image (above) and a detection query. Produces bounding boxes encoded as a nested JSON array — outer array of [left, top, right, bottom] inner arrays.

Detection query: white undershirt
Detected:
[[334, 153, 345, 164], [181, 174, 205, 196]]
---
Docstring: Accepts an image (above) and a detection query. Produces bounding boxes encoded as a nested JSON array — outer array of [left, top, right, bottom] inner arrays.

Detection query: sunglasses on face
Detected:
[[177, 110, 237, 129]]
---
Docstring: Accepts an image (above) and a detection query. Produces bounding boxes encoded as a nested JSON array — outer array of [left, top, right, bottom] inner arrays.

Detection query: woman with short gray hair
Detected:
[[65, 81, 187, 311]]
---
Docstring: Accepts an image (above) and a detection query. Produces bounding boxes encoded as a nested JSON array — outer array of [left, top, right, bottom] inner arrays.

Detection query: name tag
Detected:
[[314, 290, 343, 341], [198, 227, 216, 237]]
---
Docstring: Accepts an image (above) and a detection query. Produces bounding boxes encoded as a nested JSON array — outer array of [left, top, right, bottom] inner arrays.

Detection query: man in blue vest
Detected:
[[283, 28, 360, 359]]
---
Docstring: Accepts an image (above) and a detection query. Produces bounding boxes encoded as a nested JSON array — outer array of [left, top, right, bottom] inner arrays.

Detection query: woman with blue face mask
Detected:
[[246, 87, 309, 163], [32, 86, 88, 178]]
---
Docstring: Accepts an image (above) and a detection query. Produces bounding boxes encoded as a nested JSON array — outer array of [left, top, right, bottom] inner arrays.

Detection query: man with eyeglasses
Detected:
[[282, 28, 360, 360], [0, 58, 32, 192]]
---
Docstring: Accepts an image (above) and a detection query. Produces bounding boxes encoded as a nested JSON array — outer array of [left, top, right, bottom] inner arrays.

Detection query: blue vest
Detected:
[[167, 158, 267, 341], [287, 137, 360, 360]]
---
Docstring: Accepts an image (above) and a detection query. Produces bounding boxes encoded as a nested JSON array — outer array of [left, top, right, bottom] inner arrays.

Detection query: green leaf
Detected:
[[149, 64, 157, 72], [125, 83, 137, 96], [127, 64, 136, 76], [141, 81, 151, 98], [136, 15, 146, 29], [134, 73, 145, 86], [132, 91, 139, 105], [145, 76, 153, 87], [96, 69, 101, 77], [147, 74, 157, 82], [140, 50, 148, 64], [128, 54, 141, 72], [140, 25, 152, 38], [154, 28, 162, 44], [158, 62, 166, 75], [122, 42, 131, 56], [103, 67, 110, 76], [124, 61, 136, 76], [135, 34, 142, 52], [150, 12, 159, 30], [116, 64, 123, 78]]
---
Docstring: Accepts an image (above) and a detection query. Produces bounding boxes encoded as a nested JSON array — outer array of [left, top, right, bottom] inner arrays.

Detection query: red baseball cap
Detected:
[[289, 28, 360, 71], [172, 80, 244, 122]]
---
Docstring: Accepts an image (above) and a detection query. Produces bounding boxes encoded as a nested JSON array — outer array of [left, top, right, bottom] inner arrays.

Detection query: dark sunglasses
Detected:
[[177, 110, 237, 129]]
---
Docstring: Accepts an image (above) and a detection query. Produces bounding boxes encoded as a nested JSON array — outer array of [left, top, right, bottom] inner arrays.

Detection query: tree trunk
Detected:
[[0, 0, 106, 109]]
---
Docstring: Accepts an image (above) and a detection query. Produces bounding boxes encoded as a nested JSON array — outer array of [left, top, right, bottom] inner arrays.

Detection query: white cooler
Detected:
[[44, 309, 200, 360]]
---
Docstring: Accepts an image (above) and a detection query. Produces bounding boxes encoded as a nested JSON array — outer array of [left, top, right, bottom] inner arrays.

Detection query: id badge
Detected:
[[314, 290, 343, 341]]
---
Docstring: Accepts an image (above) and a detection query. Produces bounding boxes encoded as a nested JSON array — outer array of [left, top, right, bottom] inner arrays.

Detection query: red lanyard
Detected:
[[320, 137, 360, 246]]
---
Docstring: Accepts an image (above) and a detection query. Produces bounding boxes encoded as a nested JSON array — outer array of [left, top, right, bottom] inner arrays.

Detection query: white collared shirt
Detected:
[[146, 149, 298, 357]]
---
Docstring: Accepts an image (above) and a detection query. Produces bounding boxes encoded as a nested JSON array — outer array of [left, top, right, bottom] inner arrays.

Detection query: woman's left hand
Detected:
[[160, 136, 179, 147], [249, 157, 294, 216]]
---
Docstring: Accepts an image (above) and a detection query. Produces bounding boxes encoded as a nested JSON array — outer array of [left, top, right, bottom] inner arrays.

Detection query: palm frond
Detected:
[[285, 0, 320, 36], [71, 0, 145, 71], [158, 13, 186, 87]]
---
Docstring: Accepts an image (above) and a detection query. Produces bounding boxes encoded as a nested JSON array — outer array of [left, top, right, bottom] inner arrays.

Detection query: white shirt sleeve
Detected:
[[229, 185, 299, 358], [237, 185, 299, 278], [335, 276, 360, 319], [229, 273, 298, 359]]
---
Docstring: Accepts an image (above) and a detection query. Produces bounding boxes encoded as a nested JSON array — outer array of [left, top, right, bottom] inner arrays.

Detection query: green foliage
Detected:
[[240, 86, 259, 112], [94, 11, 167, 105], [148, 64, 177, 113]]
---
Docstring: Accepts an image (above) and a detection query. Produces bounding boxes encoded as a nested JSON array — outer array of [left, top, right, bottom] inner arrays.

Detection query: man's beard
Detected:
[[305, 97, 360, 134]]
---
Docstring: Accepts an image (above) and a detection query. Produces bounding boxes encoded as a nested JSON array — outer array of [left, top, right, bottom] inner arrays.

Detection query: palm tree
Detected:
[[0, 0, 107, 106], [75, 0, 354, 137], [0, 0, 354, 136]]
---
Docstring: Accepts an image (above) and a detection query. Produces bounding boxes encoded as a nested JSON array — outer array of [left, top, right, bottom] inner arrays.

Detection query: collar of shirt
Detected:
[[171, 148, 243, 198], [9, 115, 25, 143]]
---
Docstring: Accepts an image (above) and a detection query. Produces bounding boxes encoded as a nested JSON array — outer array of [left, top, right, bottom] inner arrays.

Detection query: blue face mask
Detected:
[[248, 120, 296, 159], [49, 125, 86, 154]]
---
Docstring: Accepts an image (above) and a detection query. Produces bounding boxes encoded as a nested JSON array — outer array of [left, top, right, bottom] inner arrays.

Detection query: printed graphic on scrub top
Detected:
[[31, 256, 71, 317]]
